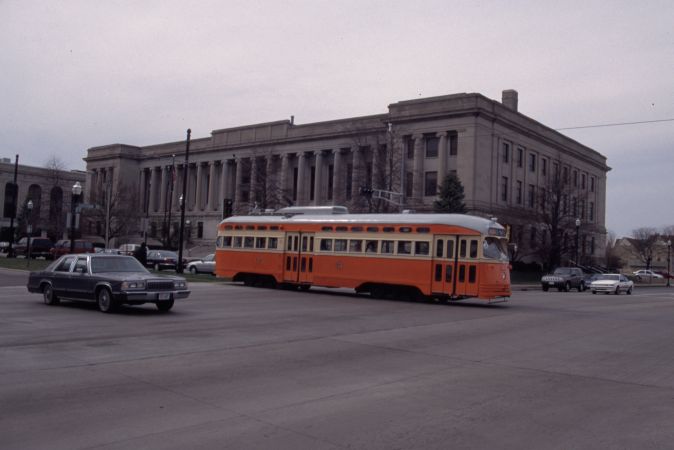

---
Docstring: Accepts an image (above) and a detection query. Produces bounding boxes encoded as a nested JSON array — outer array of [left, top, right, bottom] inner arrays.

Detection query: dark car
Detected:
[[27, 254, 190, 313], [540, 267, 586, 292], [50, 240, 96, 259], [146, 250, 182, 271], [12, 237, 54, 258]]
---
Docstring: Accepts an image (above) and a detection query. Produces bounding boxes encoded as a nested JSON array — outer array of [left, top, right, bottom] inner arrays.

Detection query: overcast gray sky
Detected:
[[2, 0, 672, 237]]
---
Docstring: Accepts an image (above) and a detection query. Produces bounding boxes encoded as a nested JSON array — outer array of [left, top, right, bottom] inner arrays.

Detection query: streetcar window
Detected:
[[234, 225, 243, 230], [223, 236, 232, 247], [399, 227, 412, 233], [416, 227, 430, 233], [366, 227, 379, 232], [293, 236, 299, 251], [436, 240, 443, 257], [447, 240, 455, 259], [470, 240, 478, 258], [320, 239, 333, 251], [322, 226, 333, 231], [257, 226, 267, 230], [381, 240, 394, 254], [458, 265, 466, 282], [365, 240, 378, 253], [270, 226, 279, 231], [397, 241, 412, 255], [301, 236, 308, 251], [445, 265, 453, 282], [224, 225, 233, 230], [234, 236, 243, 248], [301, 258, 306, 272], [336, 226, 348, 232], [468, 265, 477, 283], [483, 237, 508, 261], [334, 239, 347, 252], [255, 237, 266, 249], [349, 240, 363, 252], [246, 225, 255, 230], [287, 237, 292, 251], [415, 241, 430, 255], [459, 240, 467, 258], [244, 237, 254, 248], [216, 236, 223, 248], [310, 237, 314, 252], [268, 237, 278, 249], [434, 264, 442, 282], [351, 226, 363, 232], [286, 256, 291, 270], [383, 227, 395, 233]]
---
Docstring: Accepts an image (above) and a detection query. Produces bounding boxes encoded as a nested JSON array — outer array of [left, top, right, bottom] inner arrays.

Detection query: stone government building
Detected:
[[84, 90, 609, 263]]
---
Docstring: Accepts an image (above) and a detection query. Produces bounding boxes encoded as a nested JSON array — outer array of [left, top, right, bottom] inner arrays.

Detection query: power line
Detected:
[[555, 118, 674, 131]]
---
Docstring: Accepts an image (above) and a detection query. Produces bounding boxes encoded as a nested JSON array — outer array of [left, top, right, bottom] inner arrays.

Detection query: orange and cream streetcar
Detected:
[[215, 210, 511, 302]]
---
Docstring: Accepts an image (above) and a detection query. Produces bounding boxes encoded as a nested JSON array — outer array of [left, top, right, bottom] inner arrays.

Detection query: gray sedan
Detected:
[[186, 253, 216, 275], [27, 254, 190, 313]]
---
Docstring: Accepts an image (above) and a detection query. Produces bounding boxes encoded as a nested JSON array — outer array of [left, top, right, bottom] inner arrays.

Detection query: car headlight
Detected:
[[121, 280, 146, 290], [174, 281, 187, 289]]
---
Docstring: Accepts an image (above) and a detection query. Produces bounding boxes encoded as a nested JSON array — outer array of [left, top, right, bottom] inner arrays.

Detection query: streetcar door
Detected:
[[455, 236, 479, 297], [282, 232, 314, 284], [431, 235, 457, 296]]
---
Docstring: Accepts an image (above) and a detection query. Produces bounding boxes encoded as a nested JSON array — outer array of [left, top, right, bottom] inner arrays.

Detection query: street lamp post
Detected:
[[26, 200, 33, 267], [70, 182, 82, 254], [667, 239, 672, 287], [177, 129, 191, 274], [575, 218, 581, 266]]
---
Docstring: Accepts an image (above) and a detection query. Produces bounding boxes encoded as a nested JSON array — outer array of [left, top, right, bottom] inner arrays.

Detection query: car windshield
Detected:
[[483, 238, 509, 261], [553, 268, 572, 275], [91, 256, 149, 273], [597, 274, 620, 281]]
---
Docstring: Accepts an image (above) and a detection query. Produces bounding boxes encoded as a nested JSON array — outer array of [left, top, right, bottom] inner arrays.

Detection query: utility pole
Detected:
[[177, 130, 191, 273], [7, 155, 18, 257]]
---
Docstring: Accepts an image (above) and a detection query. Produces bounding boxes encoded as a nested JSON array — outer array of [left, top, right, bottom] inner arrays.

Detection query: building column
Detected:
[[265, 155, 275, 208], [412, 134, 424, 200], [220, 160, 230, 203], [189, 163, 198, 211], [159, 165, 168, 213], [437, 131, 448, 191], [149, 167, 159, 212], [138, 169, 147, 213], [208, 161, 218, 211], [297, 152, 307, 205], [194, 162, 204, 211], [332, 149, 344, 205], [371, 145, 380, 189], [234, 158, 243, 211], [313, 151, 324, 205], [280, 153, 290, 205], [250, 156, 258, 207], [350, 146, 361, 201]]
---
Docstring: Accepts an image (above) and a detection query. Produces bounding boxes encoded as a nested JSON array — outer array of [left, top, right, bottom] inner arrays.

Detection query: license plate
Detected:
[[548, 281, 555, 285], [158, 293, 171, 300]]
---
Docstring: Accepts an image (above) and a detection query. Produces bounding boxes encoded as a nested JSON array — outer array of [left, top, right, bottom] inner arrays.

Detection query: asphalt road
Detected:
[[2, 269, 674, 449]]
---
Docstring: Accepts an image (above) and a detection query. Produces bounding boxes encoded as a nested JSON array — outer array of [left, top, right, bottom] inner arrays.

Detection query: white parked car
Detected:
[[186, 253, 216, 275], [632, 269, 663, 281], [590, 274, 634, 295]]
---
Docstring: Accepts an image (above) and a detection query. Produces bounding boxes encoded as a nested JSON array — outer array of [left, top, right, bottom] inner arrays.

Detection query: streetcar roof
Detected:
[[220, 213, 505, 235]]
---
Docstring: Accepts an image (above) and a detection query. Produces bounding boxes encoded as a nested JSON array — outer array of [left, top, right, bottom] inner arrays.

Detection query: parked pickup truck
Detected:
[[541, 267, 586, 292]]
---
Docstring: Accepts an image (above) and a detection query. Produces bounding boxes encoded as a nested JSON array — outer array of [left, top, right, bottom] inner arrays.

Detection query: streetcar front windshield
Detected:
[[483, 237, 509, 261]]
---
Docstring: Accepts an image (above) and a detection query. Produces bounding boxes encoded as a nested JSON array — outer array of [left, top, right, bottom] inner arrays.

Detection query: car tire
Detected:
[[591, 290, 596, 295], [542, 286, 549, 292], [97, 287, 117, 313], [43, 284, 60, 306], [564, 282, 571, 292], [156, 299, 174, 312], [189, 266, 197, 274], [627, 286, 633, 295], [614, 286, 620, 295], [636, 275, 642, 282], [578, 282, 585, 292]]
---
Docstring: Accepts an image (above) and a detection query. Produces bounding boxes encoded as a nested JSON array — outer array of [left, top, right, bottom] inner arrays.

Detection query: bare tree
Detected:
[[631, 227, 660, 270], [42, 155, 69, 241], [604, 230, 623, 271], [81, 182, 141, 246]]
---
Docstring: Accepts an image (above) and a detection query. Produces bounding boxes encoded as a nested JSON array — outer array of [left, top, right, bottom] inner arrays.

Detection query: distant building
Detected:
[[0, 157, 86, 242], [84, 90, 609, 262]]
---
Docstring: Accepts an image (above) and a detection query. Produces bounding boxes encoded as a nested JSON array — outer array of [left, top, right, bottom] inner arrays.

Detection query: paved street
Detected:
[[2, 269, 674, 449]]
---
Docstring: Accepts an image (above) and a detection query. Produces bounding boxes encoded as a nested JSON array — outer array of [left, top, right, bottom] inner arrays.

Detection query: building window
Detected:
[[517, 147, 524, 167], [581, 173, 586, 189], [553, 162, 559, 180], [501, 177, 508, 202], [327, 164, 334, 200], [589, 202, 595, 221], [425, 135, 439, 158], [540, 187, 546, 210], [542, 158, 547, 176], [449, 133, 458, 156], [563, 167, 568, 183], [405, 136, 414, 159], [197, 221, 204, 238], [516, 180, 522, 205], [527, 184, 535, 208], [573, 170, 578, 187], [590, 236, 595, 255], [405, 172, 413, 197], [528, 153, 536, 172], [580, 200, 585, 219], [310, 166, 316, 201], [424, 172, 437, 196], [590, 176, 596, 192], [346, 164, 352, 200], [530, 227, 537, 245], [573, 197, 577, 217], [502, 142, 510, 163]]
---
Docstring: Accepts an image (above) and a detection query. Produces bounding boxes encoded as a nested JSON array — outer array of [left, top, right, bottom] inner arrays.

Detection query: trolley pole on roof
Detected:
[[177, 129, 191, 274]]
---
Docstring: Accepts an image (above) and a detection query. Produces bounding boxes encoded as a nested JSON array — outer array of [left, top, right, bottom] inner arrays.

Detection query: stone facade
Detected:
[[84, 90, 610, 261], [0, 157, 86, 242]]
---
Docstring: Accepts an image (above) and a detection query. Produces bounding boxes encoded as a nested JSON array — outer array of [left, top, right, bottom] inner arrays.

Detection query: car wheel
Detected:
[[154, 263, 160, 271], [542, 286, 549, 292], [591, 290, 596, 294], [636, 275, 642, 282], [43, 284, 59, 306], [578, 282, 585, 292], [564, 282, 570, 292], [614, 286, 620, 295], [156, 299, 174, 312], [189, 266, 197, 274], [97, 287, 117, 313], [627, 286, 633, 295]]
